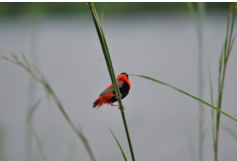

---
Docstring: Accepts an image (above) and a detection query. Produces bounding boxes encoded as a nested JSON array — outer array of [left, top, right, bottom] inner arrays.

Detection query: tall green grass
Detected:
[[187, 3, 206, 161], [88, 2, 136, 161], [1, 3, 236, 161], [130, 3, 236, 161], [188, 3, 236, 161], [0, 54, 97, 161], [88, 3, 236, 161], [208, 64, 216, 154], [214, 3, 236, 161], [25, 19, 40, 161]]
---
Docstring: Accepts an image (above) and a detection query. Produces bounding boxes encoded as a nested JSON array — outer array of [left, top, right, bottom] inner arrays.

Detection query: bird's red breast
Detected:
[[93, 73, 131, 108]]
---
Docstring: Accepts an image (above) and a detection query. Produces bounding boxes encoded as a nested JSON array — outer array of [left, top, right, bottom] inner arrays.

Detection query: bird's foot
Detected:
[[110, 103, 119, 107], [110, 103, 125, 110]]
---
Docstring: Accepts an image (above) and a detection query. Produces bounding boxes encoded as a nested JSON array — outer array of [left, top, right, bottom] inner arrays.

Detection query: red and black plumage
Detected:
[[93, 73, 131, 108]]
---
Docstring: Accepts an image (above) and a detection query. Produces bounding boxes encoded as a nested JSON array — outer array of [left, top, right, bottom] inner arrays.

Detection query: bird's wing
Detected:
[[100, 81, 124, 96]]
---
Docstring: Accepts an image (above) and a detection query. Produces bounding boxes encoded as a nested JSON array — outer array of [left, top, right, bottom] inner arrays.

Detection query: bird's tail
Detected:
[[93, 96, 104, 108]]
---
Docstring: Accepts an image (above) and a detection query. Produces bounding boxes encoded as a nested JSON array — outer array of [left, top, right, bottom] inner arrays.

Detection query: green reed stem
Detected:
[[196, 4, 205, 161], [187, 3, 206, 161], [207, 64, 216, 152], [88, 2, 136, 161], [214, 3, 236, 161]]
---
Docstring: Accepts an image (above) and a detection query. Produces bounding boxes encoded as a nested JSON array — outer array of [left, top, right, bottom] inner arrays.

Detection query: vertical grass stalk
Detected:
[[207, 64, 216, 151], [88, 3, 136, 161], [197, 4, 205, 161], [214, 3, 236, 161], [25, 19, 39, 161], [187, 3, 206, 161]]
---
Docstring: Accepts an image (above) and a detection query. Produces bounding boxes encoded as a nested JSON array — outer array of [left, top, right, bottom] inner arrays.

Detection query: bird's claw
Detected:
[[110, 103, 125, 110]]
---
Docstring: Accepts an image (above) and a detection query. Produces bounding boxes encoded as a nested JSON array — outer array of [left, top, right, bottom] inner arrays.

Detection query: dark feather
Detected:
[[109, 81, 130, 103]]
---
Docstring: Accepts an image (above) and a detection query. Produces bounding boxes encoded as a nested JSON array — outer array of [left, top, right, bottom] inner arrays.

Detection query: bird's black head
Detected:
[[121, 72, 129, 79]]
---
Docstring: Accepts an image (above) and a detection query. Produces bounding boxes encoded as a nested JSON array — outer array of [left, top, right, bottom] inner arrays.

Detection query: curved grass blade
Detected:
[[27, 99, 41, 122], [27, 99, 48, 161], [1, 54, 97, 161], [130, 74, 237, 122], [110, 129, 129, 161], [88, 3, 136, 161]]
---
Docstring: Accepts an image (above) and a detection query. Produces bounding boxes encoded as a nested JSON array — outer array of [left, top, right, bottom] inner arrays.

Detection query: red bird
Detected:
[[93, 73, 131, 108]]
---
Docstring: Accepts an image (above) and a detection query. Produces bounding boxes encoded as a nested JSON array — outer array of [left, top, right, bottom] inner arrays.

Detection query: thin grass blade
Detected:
[[207, 63, 216, 151], [214, 3, 236, 161], [110, 129, 129, 161], [27, 99, 41, 122], [28, 100, 48, 161], [130, 74, 237, 122]]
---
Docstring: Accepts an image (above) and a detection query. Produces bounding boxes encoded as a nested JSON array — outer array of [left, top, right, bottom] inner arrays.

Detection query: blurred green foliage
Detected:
[[0, 2, 230, 16]]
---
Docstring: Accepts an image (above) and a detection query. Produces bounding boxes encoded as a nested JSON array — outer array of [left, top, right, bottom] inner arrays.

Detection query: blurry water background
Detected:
[[0, 2, 236, 161]]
